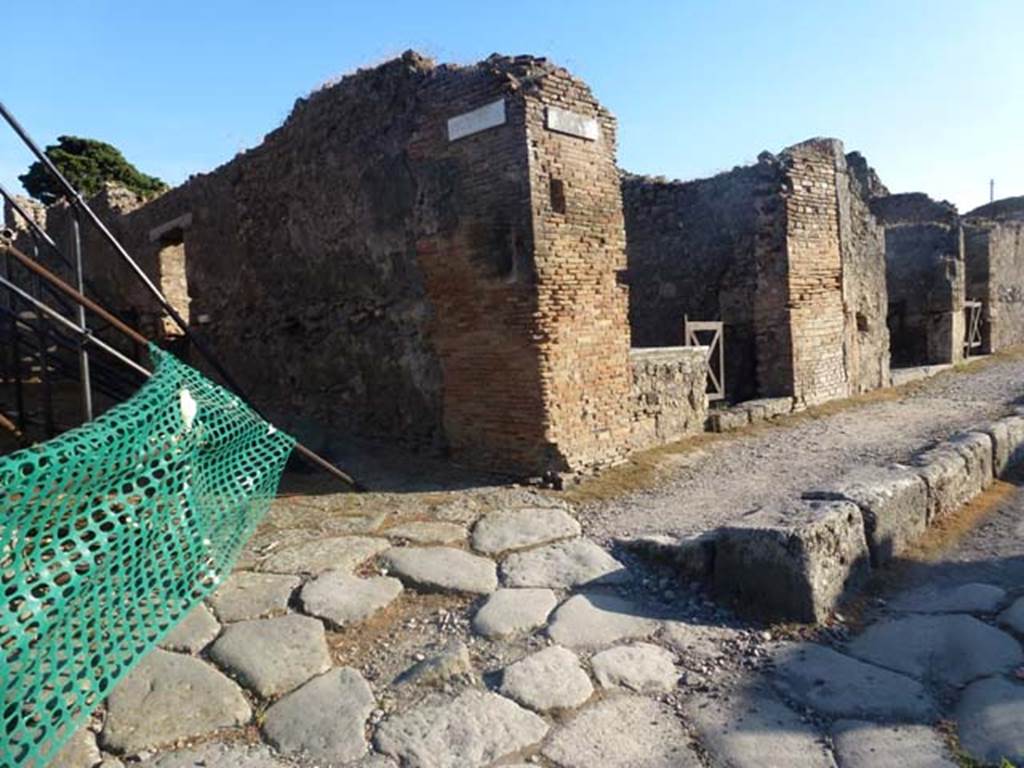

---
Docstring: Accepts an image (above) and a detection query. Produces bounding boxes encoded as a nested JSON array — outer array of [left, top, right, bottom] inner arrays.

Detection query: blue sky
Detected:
[[2, 1, 1021, 213]]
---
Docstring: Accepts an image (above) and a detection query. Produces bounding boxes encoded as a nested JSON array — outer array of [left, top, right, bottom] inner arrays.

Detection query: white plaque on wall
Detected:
[[545, 106, 599, 141], [447, 99, 506, 142]]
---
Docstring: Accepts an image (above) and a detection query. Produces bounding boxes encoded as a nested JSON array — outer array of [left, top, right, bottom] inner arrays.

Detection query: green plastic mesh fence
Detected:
[[1, 345, 294, 768]]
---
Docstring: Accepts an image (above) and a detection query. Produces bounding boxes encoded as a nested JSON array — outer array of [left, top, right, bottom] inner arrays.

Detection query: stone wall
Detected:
[[622, 137, 888, 407], [17, 52, 690, 477], [964, 218, 1024, 352], [629, 347, 708, 447], [871, 193, 965, 366]]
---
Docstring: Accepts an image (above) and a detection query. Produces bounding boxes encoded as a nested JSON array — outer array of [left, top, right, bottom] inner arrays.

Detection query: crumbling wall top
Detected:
[[870, 192, 959, 227], [965, 195, 1024, 224]]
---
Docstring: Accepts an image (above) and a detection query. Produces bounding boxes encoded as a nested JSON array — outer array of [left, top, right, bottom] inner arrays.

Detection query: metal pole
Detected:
[[0, 102, 243, 396], [31, 238, 55, 436], [70, 210, 93, 420], [0, 242, 362, 490]]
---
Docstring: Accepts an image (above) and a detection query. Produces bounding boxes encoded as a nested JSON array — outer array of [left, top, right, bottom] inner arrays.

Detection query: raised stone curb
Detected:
[[713, 499, 870, 623]]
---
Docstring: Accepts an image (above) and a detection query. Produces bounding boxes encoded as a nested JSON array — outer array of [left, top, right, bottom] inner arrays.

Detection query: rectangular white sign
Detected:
[[545, 106, 599, 141], [447, 99, 506, 142]]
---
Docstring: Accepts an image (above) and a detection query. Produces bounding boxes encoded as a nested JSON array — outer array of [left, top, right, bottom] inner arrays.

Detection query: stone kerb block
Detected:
[[712, 499, 870, 623], [804, 464, 927, 567], [983, 415, 1024, 477], [910, 445, 972, 522], [947, 431, 994, 493]]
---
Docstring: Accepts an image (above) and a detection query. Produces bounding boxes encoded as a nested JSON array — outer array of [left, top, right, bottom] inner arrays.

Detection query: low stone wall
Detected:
[[629, 347, 708, 450], [623, 407, 1024, 623]]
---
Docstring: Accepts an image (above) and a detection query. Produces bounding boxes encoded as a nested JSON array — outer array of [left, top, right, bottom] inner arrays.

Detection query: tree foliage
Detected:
[[19, 135, 168, 204]]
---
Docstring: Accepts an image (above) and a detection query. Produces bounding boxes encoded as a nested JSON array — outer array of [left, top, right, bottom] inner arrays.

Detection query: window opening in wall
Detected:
[[549, 178, 567, 214]]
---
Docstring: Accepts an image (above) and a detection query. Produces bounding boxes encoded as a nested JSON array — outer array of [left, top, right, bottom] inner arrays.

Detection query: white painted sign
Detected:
[[447, 99, 506, 142], [545, 106, 599, 141]]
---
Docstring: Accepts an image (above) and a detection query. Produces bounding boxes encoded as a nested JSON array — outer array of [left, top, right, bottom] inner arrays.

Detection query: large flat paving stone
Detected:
[[591, 642, 678, 693], [258, 536, 389, 575], [500, 539, 628, 589], [805, 464, 928, 567], [263, 667, 375, 765], [683, 685, 837, 768], [499, 645, 593, 712], [547, 592, 660, 649], [382, 546, 497, 595], [209, 614, 331, 697], [300, 571, 403, 628], [771, 643, 936, 721], [158, 604, 220, 654], [954, 677, 1024, 765], [48, 726, 101, 768], [138, 743, 293, 767], [471, 507, 581, 554], [889, 582, 1007, 614], [713, 499, 870, 623], [385, 521, 466, 544], [374, 689, 548, 768], [208, 571, 301, 622], [845, 614, 1023, 687], [472, 588, 557, 639], [998, 595, 1024, 635], [541, 696, 701, 768], [100, 649, 251, 754], [831, 719, 956, 768]]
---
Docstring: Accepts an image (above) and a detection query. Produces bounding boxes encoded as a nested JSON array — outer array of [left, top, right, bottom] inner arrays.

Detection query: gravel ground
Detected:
[[578, 355, 1024, 543]]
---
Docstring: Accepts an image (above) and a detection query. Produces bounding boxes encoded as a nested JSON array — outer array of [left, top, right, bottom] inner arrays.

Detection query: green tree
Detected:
[[19, 135, 168, 204]]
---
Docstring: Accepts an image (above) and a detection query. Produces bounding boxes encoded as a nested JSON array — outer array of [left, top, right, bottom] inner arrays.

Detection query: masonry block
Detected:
[[947, 431, 994, 493], [804, 464, 928, 567], [712, 499, 870, 623], [910, 446, 972, 522]]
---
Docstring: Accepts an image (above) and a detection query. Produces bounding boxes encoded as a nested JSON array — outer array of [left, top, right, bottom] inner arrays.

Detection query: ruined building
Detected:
[[869, 193, 966, 367], [621, 139, 890, 406], [4, 52, 709, 476], [962, 198, 1024, 353]]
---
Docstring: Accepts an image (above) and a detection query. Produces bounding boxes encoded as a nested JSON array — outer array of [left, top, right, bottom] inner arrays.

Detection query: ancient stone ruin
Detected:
[[622, 139, 889, 406]]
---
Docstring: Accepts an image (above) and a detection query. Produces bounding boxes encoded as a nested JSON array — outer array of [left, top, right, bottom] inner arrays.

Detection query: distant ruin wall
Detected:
[[872, 194, 965, 366], [964, 219, 1024, 352], [629, 347, 708, 447]]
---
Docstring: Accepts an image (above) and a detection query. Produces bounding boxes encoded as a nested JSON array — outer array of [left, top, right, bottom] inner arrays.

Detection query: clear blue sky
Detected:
[[2, 1, 1021, 213]]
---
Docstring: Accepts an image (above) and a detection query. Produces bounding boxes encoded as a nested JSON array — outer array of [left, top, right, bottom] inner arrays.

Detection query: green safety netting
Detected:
[[1, 345, 295, 768]]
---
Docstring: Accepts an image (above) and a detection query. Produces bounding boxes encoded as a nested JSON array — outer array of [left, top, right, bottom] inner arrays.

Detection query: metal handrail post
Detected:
[[69, 209, 93, 420]]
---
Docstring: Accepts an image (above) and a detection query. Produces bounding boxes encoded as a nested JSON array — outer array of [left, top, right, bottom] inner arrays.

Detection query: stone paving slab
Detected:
[[300, 571, 403, 628], [137, 743, 293, 767], [384, 521, 466, 544], [263, 667, 376, 765], [374, 689, 548, 768], [541, 695, 702, 768], [471, 507, 580, 554], [591, 642, 678, 693], [383, 546, 497, 594], [157, 604, 220, 654], [888, 582, 1007, 614], [499, 538, 628, 589], [208, 571, 301, 622], [771, 643, 936, 721], [845, 614, 1023, 687], [683, 685, 837, 768], [209, 614, 332, 698], [49, 726, 101, 768], [999, 595, 1024, 634], [547, 592, 660, 649], [954, 676, 1024, 765], [660, 620, 741, 662], [100, 649, 251, 754], [471, 588, 557, 639], [499, 645, 593, 712], [258, 535, 389, 575], [397, 640, 473, 687], [831, 719, 956, 768]]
